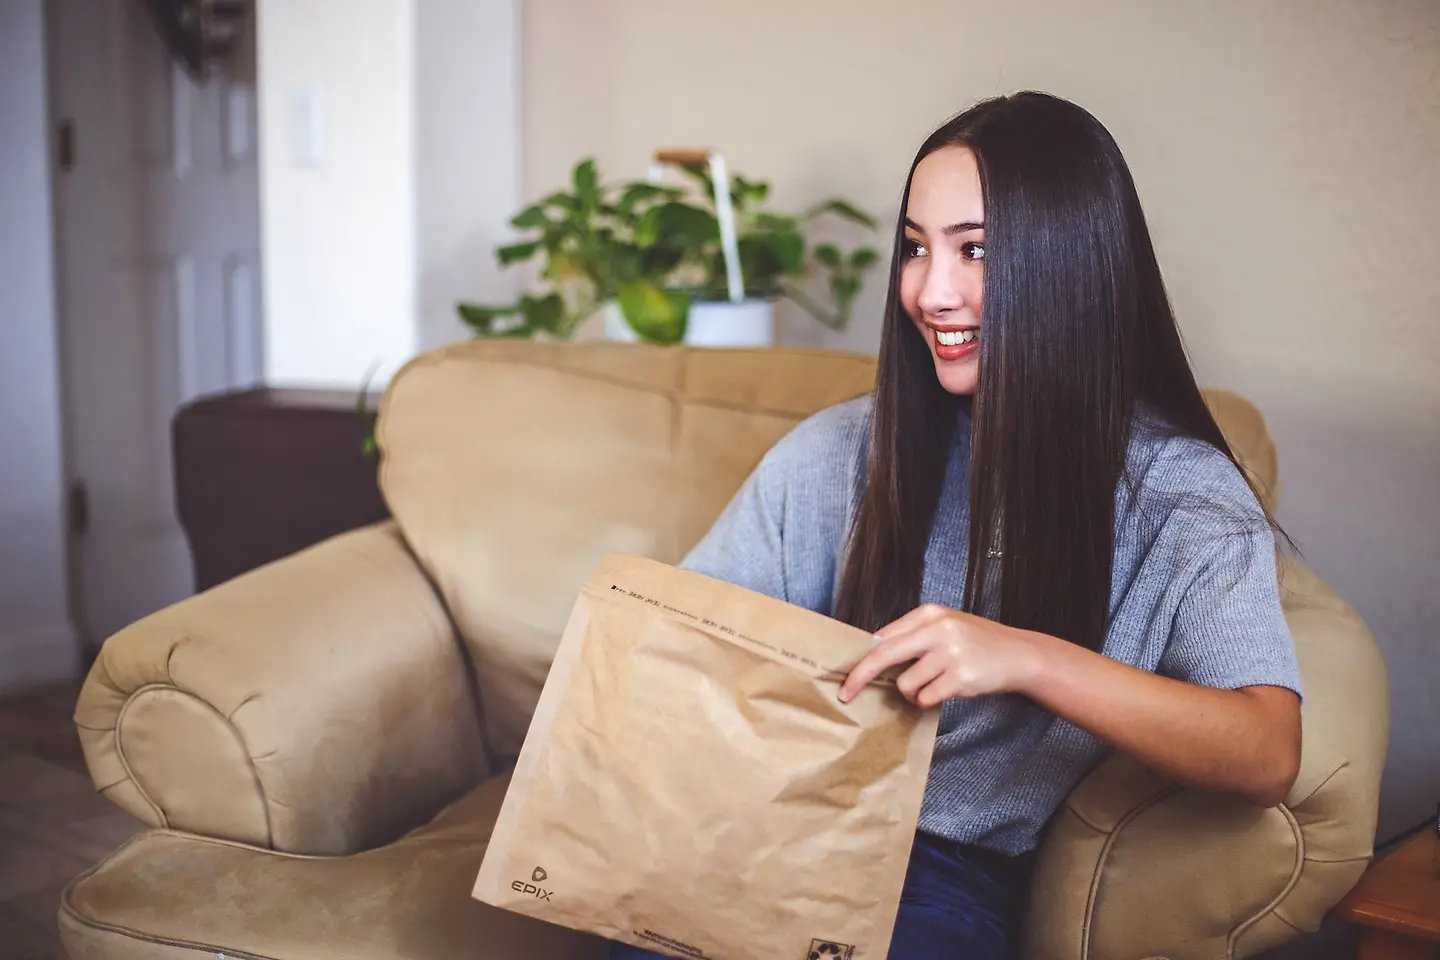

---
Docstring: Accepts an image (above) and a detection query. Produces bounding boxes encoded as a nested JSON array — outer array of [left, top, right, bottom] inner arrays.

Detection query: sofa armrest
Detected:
[[74, 522, 490, 856], [1022, 558, 1390, 960], [1021, 753, 1367, 960]]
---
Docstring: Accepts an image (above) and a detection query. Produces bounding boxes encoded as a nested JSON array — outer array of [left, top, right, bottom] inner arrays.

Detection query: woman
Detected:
[[613, 91, 1303, 959]]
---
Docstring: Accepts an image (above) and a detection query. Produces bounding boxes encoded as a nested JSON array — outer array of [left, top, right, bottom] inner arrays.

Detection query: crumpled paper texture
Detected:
[[474, 554, 938, 960]]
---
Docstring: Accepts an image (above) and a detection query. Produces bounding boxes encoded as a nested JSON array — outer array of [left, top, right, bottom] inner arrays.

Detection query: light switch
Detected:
[[290, 89, 324, 167]]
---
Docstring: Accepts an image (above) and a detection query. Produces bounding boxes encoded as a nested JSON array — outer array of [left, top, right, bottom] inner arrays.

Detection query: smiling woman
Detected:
[[899, 148, 987, 390], [612, 91, 1305, 960]]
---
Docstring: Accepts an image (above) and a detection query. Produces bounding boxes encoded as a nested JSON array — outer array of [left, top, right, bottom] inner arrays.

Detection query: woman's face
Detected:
[[899, 145, 985, 396]]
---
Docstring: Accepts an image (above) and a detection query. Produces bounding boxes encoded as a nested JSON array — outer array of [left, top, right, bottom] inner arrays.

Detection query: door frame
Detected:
[[44, 0, 263, 656]]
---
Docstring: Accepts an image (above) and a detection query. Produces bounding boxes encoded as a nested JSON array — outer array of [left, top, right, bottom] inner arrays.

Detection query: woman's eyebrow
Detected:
[[904, 217, 984, 235]]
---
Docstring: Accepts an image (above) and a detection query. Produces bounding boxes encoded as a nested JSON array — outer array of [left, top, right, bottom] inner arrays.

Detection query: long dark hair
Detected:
[[833, 92, 1261, 650]]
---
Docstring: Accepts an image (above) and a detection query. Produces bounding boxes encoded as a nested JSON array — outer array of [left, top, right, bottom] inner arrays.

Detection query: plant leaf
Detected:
[[659, 202, 720, 245], [849, 247, 880, 270], [812, 243, 843, 269], [573, 158, 600, 207], [730, 175, 769, 211], [737, 237, 786, 292], [634, 206, 661, 248], [544, 250, 587, 283], [753, 212, 798, 232], [606, 243, 645, 285], [518, 292, 566, 335], [617, 182, 681, 215], [495, 322, 537, 339], [510, 204, 550, 230], [457, 301, 520, 335], [637, 201, 719, 256], [640, 243, 685, 277], [767, 230, 806, 274], [805, 198, 879, 229], [496, 240, 541, 266], [743, 176, 770, 204], [617, 281, 689, 344], [544, 191, 579, 214]]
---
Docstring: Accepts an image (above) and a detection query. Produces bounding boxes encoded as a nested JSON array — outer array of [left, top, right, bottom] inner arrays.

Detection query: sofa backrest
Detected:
[[377, 341, 875, 761], [377, 339, 1281, 763]]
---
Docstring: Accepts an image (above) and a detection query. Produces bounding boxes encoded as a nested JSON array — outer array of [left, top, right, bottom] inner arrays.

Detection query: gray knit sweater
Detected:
[[680, 395, 1303, 855]]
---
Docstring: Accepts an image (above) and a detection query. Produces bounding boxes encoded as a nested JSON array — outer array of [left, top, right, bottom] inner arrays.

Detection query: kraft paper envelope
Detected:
[[473, 553, 939, 960]]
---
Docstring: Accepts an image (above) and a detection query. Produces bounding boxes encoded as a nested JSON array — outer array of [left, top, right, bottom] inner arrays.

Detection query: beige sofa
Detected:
[[63, 341, 1390, 959]]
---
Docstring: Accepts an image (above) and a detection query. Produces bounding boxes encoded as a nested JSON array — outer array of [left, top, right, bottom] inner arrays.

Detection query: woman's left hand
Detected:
[[838, 604, 1039, 706]]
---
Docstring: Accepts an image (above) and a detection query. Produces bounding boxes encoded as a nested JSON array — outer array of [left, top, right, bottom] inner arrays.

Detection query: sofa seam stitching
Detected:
[[118, 681, 274, 846], [1066, 803, 1111, 836], [1224, 803, 1306, 958], [670, 349, 690, 560], [137, 827, 334, 859], [60, 904, 278, 960], [346, 534, 495, 794], [1289, 759, 1348, 808], [58, 833, 278, 958], [351, 525, 500, 785], [112, 685, 170, 827], [1078, 783, 1182, 960], [386, 348, 874, 421]]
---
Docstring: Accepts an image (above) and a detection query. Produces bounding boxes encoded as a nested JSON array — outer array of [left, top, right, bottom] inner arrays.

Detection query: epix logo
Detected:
[[511, 866, 553, 901]]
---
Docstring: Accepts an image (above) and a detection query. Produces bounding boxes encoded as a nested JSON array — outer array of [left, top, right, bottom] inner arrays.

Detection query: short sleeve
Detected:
[[1158, 502, 1304, 700], [677, 398, 870, 613]]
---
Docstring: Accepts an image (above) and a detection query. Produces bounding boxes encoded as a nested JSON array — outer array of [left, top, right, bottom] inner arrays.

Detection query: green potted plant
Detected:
[[457, 155, 881, 346], [603, 151, 879, 347], [454, 158, 702, 343]]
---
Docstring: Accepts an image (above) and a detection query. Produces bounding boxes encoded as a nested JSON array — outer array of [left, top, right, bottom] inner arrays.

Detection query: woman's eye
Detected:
[[903, 239, 929, 260], [961, 241, 985, 262]]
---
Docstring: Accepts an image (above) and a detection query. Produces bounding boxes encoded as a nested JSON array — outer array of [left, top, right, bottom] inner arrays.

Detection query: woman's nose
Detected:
[[917, 259, 965, 316]]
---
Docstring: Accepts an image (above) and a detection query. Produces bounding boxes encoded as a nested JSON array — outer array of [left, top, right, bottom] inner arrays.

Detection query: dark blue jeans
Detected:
[[607, 833, 1030, 960]]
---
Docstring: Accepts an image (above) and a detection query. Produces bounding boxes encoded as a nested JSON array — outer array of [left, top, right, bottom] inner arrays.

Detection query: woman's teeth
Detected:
[[935, 329, 977, 346]]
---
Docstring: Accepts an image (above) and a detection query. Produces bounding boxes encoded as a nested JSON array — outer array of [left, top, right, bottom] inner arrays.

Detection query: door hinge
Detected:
[[57, 119, 76, 172], [68, 479, 89, 538]]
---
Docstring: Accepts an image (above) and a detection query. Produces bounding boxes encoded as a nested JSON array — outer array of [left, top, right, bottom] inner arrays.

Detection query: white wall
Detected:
[[257, 0, 418, 389], [256, 0, 521, 388], [0, 0, 80, 691], [415, 2, 522, 350], [525, 0, 1440, 840]]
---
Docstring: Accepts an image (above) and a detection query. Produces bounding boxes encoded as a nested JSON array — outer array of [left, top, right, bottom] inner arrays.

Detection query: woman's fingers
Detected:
[[839, 630, 939, 703], [841, 604, 1024, 705], [914, 668, 965, 708], [874, 603, 953, 641], [895, 650, 949, 705]]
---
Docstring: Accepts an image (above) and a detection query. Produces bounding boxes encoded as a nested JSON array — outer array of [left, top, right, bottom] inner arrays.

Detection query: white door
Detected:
[[49, 1, 262, 648]]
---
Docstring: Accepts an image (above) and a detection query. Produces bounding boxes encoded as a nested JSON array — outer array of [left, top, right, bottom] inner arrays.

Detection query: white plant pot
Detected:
[[603, 299, 776, 348]]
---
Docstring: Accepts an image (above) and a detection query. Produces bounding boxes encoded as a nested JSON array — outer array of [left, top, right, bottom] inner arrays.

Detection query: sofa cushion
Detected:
[[60, 774, 604, 960], [375, 341, 875, 762]]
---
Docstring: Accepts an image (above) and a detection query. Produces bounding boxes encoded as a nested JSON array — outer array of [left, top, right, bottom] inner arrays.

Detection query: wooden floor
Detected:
[[0, 683, 144, 960]]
